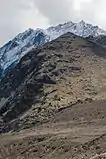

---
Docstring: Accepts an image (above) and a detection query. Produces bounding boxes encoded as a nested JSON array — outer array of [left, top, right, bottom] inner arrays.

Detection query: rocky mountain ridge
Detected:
[[0, 20, 106, 76]]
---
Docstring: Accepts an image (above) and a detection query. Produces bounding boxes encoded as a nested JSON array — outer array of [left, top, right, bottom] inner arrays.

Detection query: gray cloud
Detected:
[[75, 0, 106, 28], [0, 0, 48, 45], [33, 0, 75, 25], [33, 0, 106, 27], [1, 0, 106, 46], [0, 0, 28, 44]]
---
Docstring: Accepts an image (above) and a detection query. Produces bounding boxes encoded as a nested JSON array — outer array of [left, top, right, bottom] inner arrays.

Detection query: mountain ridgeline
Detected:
[[0, 20, 106, 76]]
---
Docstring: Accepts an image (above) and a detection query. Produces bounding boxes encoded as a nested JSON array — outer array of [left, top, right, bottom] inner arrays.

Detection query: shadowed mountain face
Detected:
[[87, 35, 106, 46], [0, 33, 106, 132]]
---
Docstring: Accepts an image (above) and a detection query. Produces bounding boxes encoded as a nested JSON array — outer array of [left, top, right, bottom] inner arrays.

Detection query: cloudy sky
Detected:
[[0, 0, 106, 46]]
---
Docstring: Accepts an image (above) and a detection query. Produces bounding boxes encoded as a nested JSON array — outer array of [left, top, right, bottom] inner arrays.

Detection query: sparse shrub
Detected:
[[77, 99, 83, 104], [37, 107, 42, 113], [54, 94, 61, 101]]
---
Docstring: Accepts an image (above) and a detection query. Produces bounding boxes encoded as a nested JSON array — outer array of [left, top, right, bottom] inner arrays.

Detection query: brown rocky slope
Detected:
[[0, 32, 106, 132]]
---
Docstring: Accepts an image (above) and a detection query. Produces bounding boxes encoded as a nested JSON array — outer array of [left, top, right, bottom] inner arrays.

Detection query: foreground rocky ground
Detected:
[[0, 100, 106, 159]]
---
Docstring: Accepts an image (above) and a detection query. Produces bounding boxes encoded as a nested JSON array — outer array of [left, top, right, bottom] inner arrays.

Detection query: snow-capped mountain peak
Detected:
[[46, 20, 106, 40], [0, 20, 106, 76]]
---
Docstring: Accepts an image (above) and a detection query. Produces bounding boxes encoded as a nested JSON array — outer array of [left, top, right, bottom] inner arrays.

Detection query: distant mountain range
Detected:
[[0, 20, 106, 76]]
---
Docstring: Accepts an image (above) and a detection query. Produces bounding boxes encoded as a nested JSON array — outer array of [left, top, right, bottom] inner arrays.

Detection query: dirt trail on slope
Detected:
[[1, 100, 106, 159]]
